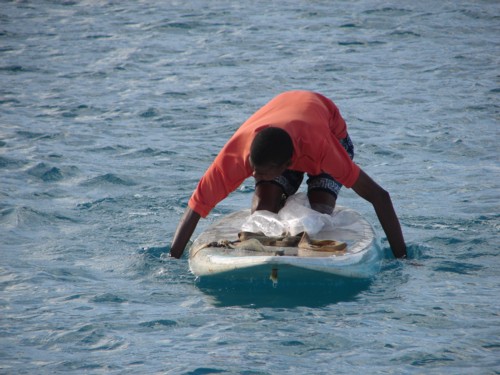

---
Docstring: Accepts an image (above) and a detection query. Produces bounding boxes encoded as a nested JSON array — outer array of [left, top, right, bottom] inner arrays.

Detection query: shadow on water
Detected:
[[135, 246, 378, 307], [196, 275, 372, 308], [196, 242, 438, 308]]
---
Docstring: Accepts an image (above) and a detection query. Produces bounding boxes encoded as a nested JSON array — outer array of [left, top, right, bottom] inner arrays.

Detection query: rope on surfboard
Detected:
[[191, 231, 347, 258]]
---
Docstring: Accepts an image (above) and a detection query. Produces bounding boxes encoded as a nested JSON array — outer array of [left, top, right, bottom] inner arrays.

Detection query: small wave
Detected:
[[147, 20, 207, 32], [340, 23, 359, 28], [133, 147, 158, 156], [281, 340, 305, 347], [16, 130, 58, 140], [410, 353, 456, 367], [85, 34, 113, 39], [139, 107, 159, 118], [459, 8, 496, 21], [0, 97, 20, 105], [121, 147, 177, 158], [1, 205, 79, 228], [363, 7, 413, 16], [432, 260, 484, 275], [129, 245, 197, 284], [77, 197, 116, 210], [27, 163, 63, 182], [215, 99, 244, 106], [162, 91, 189, 98], [90, 293, 127, 304], [139, 319, 178, 329], [338, 41, 365, 46], [406, 243, 431, 260], [87, 145, 131, 154], [0, 155, 27, 169], [131, 246, 171, 277], [337, 40, 386, 48], [45, 323, 126, 355], [0, 65, 39, 73], [27, 162, 79, 182], [138, 246, 170, 260], [389, 30, 421, 37], [80, 173, 136, 187], [43, 267, 99, 283]]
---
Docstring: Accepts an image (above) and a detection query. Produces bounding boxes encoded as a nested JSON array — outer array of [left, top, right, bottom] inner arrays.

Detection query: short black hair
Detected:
[[250, 127, 293, 167]]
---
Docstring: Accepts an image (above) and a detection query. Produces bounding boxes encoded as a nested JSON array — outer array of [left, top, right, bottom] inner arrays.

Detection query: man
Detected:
[[169, 90, 407, 259]]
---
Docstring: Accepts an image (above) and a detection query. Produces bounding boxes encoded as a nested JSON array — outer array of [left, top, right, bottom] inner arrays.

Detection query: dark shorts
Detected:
[[256, 134, 354, 199]]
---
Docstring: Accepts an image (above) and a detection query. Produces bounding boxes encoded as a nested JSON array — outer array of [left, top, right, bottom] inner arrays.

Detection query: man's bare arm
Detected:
[[351, 169, 407, 258], [169, 207, 201, 259]]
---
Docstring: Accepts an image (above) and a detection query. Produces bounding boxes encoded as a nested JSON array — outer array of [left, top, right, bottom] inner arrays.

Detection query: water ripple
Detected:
[[1, 0, 498, 373], [79, 173, 136, 187]]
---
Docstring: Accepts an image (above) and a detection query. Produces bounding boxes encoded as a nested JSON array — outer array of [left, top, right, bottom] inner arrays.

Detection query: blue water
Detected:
[[1, 1, 499, 373]]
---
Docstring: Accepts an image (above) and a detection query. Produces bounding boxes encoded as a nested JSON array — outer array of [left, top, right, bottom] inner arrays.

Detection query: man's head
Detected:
[[249, 127, 293, 180]]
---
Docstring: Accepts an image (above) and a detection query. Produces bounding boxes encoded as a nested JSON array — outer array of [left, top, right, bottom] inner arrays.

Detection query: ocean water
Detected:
[[1, 0, 499, 374]]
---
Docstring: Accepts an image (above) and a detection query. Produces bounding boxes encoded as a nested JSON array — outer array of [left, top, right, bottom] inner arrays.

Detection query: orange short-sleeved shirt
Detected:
[[188, 91, 360, 217]]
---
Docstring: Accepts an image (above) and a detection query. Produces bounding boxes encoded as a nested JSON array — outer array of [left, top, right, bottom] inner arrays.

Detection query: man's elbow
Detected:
[[372, 186, 391, 206]]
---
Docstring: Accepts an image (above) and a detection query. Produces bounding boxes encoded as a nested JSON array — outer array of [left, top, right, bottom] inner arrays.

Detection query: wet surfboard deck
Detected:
[[189, 206, 382, 284]]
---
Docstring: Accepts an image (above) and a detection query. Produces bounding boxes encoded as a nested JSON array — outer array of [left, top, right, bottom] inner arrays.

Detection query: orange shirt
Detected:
[[189, 91, 360, 217]]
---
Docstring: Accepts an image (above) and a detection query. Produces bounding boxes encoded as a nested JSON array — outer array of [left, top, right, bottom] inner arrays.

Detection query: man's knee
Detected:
[[308, 190, 336, 214], [310, 202, 335, 215], [252, 182, 285, 213]]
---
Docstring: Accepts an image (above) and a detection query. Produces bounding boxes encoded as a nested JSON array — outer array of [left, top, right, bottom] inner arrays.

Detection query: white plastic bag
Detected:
[[241, 210, 286, 237], [278, 193, 334, 235], [241, 193, 335, 236]]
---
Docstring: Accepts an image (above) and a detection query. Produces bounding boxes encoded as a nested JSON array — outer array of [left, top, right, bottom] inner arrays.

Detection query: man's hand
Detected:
[[169, 207, 201, 259]]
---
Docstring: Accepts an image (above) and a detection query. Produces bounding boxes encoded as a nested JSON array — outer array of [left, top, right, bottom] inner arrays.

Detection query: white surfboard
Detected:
[[189, 204, 382, 284]]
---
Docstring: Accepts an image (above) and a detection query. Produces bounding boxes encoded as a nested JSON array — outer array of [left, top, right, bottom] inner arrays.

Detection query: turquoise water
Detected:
[[1, 1, 499, 374]]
